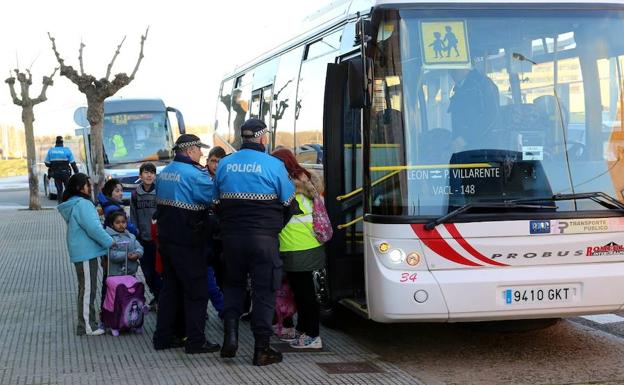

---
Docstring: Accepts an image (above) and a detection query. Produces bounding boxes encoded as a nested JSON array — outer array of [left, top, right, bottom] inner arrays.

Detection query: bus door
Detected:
[[322, 55, 367, 317]]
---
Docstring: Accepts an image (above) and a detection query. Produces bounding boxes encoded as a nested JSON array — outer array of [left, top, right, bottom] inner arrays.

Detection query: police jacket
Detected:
[[44, 145, 78, 176], [214, 142, 295, 237], [156, 154, 213, 246]]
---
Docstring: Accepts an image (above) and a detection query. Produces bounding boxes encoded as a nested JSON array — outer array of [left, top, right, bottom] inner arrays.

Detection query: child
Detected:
[[130, 162, 162, 310], [57, 173, 113, 336], [98, 178, 137, 235], [103, 211, 146, 336], [105, 211, 144, 276]]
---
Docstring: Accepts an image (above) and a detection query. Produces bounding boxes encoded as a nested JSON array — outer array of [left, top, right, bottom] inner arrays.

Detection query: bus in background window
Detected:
[[215, 0, 624, 325], [74, 98, 186, 200]]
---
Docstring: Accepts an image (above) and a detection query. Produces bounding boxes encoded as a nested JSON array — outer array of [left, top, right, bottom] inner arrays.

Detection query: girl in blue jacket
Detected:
[[58, 173, 114, 336]]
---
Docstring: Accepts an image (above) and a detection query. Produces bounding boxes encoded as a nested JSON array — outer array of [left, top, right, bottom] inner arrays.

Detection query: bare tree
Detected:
[[48, 29, 148, 190], [5, 67, 58, 210]]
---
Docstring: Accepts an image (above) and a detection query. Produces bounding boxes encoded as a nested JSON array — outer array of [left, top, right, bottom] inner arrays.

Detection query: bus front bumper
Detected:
[[366, 259, 624, 323]]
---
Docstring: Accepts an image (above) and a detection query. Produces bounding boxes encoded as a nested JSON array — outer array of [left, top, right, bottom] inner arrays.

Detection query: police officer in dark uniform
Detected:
[[152, 134, 220, 354], [45, 136, 79, 203], [214, 118, 296, 366]]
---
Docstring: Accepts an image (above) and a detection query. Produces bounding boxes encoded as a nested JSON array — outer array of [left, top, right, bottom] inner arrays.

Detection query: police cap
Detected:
[[240, 118, 268, 138], [173, 134, 210, 151]]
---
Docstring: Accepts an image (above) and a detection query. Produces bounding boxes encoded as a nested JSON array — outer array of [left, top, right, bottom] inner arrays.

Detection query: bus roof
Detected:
[[104, 98, 167, 114], [221, 0, 624, 81]]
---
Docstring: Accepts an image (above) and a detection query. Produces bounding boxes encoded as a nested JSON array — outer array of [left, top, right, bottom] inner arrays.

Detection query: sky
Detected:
[[0, 0, 334, 137]]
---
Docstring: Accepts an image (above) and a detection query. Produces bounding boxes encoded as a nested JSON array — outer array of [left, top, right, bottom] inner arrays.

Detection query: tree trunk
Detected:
[[22, 107, 41, 210], [87, 101, 105, 193]]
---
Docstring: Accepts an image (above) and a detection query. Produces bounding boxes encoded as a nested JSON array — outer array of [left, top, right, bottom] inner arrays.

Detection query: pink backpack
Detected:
[[312, 195, 333, 243]]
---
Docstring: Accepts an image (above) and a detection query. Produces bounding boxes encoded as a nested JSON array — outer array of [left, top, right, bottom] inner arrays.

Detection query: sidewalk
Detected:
[[0, 210, 424, 385]]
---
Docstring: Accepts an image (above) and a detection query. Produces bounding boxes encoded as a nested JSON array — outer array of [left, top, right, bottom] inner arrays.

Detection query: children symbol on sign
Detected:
[[428, 31, 445, 58], [443, 26, 460, 58]]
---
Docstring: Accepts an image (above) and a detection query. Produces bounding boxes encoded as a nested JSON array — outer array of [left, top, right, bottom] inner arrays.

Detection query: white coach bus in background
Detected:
[[215, 0, 624, 324]]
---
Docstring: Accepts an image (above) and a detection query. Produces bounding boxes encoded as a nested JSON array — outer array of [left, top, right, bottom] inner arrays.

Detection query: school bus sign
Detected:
[[420, 20, 471, 68]]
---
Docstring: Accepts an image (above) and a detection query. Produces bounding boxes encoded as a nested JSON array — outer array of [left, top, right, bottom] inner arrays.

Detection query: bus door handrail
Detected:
[[336, 170, 401, 201]]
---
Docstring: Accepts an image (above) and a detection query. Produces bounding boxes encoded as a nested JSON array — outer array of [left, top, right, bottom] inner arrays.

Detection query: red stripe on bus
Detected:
[[411, 224, 482, 267], [444, 224, 508, 267]]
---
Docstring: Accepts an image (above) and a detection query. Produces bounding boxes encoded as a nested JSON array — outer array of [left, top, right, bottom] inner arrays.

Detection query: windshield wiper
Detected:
[[508, 192, 624, 211], [424, 201, 556, 230]]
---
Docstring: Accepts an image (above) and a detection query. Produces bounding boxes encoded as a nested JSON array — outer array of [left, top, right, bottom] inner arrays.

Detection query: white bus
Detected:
[[72, 98, 186, 201], [215, 0, 624, 323]]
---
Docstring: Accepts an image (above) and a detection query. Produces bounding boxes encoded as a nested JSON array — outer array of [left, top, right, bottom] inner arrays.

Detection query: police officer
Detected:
[[45, 136, 79, 203], [214, 118, 296, 366], [152, 134, 220, 354]]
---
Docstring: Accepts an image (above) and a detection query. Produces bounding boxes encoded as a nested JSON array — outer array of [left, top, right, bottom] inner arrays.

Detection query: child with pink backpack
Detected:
[[102, 211, 148, 336]]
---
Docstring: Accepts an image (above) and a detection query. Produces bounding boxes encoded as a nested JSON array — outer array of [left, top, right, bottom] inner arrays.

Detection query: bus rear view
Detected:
[[361, 0, 624, 322]]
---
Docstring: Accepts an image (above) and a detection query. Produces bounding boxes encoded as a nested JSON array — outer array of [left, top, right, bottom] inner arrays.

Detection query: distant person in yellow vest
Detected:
[[271, 148, 325, 350], [110, 130, 128, 158]]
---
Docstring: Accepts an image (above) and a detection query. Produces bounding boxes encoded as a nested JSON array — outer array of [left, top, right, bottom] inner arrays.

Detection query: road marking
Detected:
[[580, 314, 624, 324]]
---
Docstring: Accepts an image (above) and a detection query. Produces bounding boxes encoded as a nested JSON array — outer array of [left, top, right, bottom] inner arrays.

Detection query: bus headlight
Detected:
[[389, 249, 405, 264], [406, 252, 421, 267]]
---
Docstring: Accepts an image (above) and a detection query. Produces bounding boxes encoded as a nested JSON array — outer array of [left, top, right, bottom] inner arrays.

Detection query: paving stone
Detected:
[[0, 210, 424, 385]]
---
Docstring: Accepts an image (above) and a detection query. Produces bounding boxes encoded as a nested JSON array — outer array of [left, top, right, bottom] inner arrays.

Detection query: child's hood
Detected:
[[57, 196, 83, 222]]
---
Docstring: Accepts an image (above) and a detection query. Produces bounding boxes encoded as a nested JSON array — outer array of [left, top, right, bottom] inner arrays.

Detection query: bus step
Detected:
[[339, 297, 369, 319]]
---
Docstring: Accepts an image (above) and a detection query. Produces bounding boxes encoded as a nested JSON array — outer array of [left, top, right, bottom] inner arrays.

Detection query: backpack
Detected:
[[311, 195, 333, 243]]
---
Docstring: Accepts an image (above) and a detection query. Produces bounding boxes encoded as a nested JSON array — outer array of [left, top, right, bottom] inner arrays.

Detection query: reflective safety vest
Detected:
[[112, 134, 128, 158], [279, 193, 321, 252]]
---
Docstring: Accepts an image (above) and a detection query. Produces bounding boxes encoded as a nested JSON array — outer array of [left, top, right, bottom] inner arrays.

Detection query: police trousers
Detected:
[[154, 241, 209, 348], [222, 234, 282, 338]]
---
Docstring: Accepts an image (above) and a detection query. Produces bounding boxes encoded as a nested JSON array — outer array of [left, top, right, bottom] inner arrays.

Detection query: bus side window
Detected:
[[296, 33, 341, 165], [216, 78, 234, 150], [230, 73, 253, 150], [272, 46, 304, 152]]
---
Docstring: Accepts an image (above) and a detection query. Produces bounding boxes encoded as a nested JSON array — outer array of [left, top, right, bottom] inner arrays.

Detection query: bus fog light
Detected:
[[378, 242, 390, 253], [389, 249, 405, 263], [414, 290, 428, 303], [406, 252, 421, 266]]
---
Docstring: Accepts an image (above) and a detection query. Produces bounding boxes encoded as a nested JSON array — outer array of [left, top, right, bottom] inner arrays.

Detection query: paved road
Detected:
[[0, 176, 56, 209]]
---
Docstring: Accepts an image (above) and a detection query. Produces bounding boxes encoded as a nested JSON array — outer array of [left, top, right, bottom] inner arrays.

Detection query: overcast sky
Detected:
[[0, 0, 333, 136]]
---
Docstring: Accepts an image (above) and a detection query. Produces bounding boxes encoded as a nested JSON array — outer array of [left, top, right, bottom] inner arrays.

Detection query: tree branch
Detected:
[[129, 27, 149, 80], [106, 35, 126, 80], [48, 32, 95, 94], [5, 75, 22, 106], [79, 41, 85, 75], [33, 67, 58, 105]]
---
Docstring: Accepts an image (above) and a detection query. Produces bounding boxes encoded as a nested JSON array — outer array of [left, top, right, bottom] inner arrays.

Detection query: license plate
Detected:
[[501, 284, 580, 305]]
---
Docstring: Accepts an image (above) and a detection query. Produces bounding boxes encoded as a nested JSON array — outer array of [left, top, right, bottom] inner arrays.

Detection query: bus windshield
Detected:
[[369, 6, 624, 217], [103, 112, 173, 165]]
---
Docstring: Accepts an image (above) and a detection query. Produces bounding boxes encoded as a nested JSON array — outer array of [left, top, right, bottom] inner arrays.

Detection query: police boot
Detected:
[[252, 335, 282, 366], [220, 318, 239, 358]]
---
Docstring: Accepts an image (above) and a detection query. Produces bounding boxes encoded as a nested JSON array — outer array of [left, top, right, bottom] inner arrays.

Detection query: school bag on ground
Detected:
[[274, 278, 297, 335], [101, 242, 149, 336]]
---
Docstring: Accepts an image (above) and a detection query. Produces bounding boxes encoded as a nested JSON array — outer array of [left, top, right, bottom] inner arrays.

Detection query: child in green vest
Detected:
[[272, 149, 325, 349]]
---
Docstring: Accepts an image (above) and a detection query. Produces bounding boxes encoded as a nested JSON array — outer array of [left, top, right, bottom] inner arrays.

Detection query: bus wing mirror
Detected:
[[348, 59, 373, 109], [166, 107, 186, 134]]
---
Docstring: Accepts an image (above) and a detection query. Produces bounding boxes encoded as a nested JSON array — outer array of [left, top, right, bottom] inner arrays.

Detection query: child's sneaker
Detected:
[[86, 327, 105, 336], [290, 334, 322, 349], [275, 327, 298, 342]]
